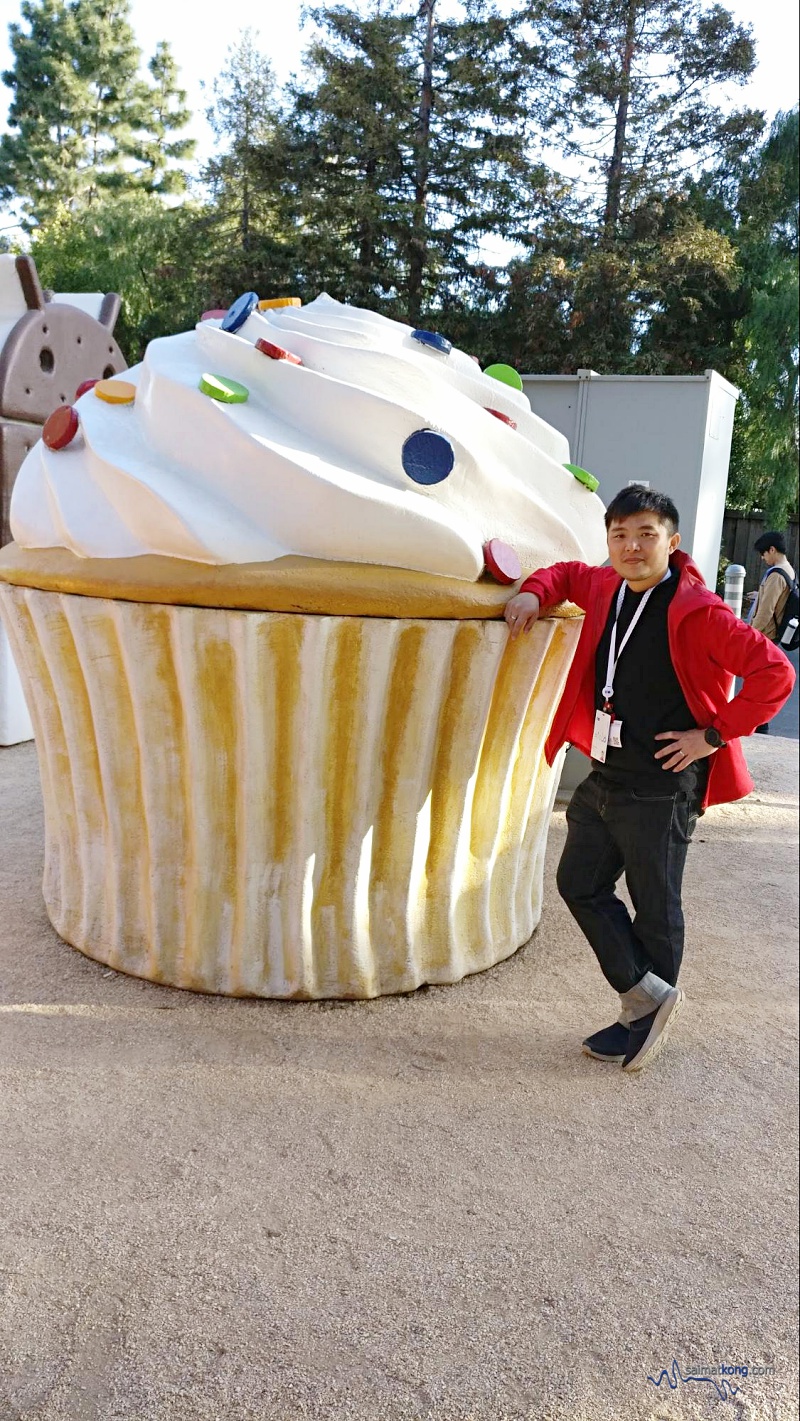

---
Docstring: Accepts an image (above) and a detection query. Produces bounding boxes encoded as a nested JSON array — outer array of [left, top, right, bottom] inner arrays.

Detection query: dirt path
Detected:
[[0, 736, 797, 1421]]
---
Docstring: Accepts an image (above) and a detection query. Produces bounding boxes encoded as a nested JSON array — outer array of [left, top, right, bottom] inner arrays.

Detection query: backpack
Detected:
[[768, 566, 800, 652]]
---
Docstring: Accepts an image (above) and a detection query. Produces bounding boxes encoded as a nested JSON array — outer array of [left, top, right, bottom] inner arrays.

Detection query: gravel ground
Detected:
[[0, 735, 797, 1421]]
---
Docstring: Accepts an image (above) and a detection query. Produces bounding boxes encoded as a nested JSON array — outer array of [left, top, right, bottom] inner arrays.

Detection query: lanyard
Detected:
[[602, 569, 671, 708]]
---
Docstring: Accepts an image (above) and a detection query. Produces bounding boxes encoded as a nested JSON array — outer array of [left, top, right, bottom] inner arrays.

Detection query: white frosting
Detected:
[[10, 293, 608, 576]]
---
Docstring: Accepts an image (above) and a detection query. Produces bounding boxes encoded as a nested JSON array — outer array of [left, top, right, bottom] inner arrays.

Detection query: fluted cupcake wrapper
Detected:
[[0, 587, 580, 998]]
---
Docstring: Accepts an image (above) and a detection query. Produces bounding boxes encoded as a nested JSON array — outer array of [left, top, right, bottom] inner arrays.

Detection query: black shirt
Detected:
[[593, 571, 701, 790]]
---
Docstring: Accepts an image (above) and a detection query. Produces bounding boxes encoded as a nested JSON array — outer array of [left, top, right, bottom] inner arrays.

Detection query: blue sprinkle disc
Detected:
[[411, 329, 452, 356], [221, 291, 259, 333], [402, 429, 455, 485]]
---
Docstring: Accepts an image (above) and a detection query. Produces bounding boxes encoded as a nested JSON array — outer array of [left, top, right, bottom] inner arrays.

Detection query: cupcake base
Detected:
[[0, 584, 579, 998]]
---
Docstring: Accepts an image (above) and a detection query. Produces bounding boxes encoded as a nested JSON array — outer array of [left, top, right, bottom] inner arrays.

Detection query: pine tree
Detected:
[[728, 109, 799, 522], [401, 0, 554, 322], [267, 0, 553, 322], [0, 0, 194, 226], [270, 4, 416, 307], [528, 0, 763, 240], [0, 0, 88, 221], [203, 30, 281, 263], [74, 0, 153, 202], [126, 42, 196, 196], [494, 0, 765, 370]]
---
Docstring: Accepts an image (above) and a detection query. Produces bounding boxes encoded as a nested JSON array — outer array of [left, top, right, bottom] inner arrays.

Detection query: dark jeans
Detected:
[[556, 770, 704, 995]]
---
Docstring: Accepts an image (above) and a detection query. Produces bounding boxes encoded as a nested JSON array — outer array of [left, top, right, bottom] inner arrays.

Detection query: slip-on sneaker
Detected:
[[623, 987, 684, 1073], [582, 1022, 630, 1062]]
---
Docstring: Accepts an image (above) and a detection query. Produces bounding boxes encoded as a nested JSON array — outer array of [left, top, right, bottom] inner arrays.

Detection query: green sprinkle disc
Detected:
[[199, 373, 249, 404], [484, 363, 523, 392], [564, 462, 600, 492]]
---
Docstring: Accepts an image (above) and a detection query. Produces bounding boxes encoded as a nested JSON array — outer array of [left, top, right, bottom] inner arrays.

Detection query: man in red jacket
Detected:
[[504, 485, 795, 1074]]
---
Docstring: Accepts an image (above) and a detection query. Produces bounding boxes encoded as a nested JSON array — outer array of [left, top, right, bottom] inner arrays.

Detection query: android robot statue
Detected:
[[0, 253, 126, 742]]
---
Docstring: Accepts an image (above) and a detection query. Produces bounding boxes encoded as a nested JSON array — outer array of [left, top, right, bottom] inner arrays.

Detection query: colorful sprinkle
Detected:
[[258, 297, 302, 310], [94, 379, 136, 405], [485, 408, 518, 430], [43, 405, 79, 450], [565, 462, 600, 492], [255, 338, 303, 366], [483, 540, 522, 585], [221, 291, 259, 333], [200, 309, 228, 321], [401, 429, 455, 485], [411, 329, 452, 356], [199, 373, 250, 404], [74, 379, 99, 400], [484, 363, 523, 392]]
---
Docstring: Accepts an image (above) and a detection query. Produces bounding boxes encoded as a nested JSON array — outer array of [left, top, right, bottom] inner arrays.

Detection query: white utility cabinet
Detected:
[[521, 368, 739, 591]]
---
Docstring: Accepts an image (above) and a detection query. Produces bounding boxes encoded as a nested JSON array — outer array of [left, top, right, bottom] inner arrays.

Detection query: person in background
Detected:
[[749, 531, 795, 638], [747, 531, 796, 733], [504, 486, 795, 1074]]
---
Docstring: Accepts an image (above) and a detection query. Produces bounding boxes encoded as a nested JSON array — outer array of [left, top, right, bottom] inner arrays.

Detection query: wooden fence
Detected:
[[720, 513, 799, 593]]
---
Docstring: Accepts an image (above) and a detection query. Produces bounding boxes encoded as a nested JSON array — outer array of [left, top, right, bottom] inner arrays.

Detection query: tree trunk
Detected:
[[357, 154, 378, 296], [603, 0, 638, 241], [241, 109, 251, 254], [408, 0, 435, 323]]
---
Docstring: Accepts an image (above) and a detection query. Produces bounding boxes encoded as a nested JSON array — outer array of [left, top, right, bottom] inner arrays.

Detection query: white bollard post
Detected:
[[724, 563, 746, 619]]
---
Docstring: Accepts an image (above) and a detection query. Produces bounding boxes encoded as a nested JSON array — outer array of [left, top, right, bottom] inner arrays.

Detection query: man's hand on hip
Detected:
[[504, 592, 540, 638], [654, 729, 718, 772]]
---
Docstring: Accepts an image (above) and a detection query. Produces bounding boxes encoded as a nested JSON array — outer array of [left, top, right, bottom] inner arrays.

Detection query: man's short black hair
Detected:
[[754, 530, 786, 555], [604, 485, 679, 535]]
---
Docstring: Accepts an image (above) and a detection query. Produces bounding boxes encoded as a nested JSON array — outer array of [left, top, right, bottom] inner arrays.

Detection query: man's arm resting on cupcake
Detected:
[[504, 561, 596, 638]]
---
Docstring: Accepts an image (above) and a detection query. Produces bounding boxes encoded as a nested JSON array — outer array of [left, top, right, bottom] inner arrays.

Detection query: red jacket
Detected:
[[520, 550, 796, 809]]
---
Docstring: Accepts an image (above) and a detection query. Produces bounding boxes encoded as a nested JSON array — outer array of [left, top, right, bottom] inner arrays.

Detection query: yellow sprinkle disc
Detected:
[[258, 297, 302, 310], [94, 378, 136, 405]]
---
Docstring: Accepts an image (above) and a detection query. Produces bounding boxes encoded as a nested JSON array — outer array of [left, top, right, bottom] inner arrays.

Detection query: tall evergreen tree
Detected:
[[75, 0, 146, 200], [0, 0, 87, 220], [404, 0, 551, 322], [267, 0, 554, 321], [0, 0, 194, 226], [203, 30, 281, 263], [126, 42, 196, 196], [269, 5, 416, 307], [498, 0, 765, 371], [529, 0, 763, 239], [728, 109, 799, 522]]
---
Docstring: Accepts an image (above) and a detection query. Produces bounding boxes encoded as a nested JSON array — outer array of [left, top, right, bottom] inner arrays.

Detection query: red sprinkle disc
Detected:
[[255, 338, 302, 365], [200, 309, 228, 321], [485, 407, 518, 430], [43, 405, 79, 451], [75, 379, 99, 401], [483, 539, 522, 585]]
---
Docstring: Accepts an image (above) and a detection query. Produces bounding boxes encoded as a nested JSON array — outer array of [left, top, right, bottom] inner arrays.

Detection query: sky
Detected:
[[0, 0, 798, 177]]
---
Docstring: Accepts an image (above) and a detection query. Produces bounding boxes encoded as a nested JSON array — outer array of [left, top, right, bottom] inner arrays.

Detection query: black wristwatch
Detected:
[[704, 726, 727, 750]]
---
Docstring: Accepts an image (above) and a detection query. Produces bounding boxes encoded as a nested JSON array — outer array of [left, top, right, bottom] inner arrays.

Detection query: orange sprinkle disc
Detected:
[[258, 297, 302, 310], [94, 378, 136, 405]]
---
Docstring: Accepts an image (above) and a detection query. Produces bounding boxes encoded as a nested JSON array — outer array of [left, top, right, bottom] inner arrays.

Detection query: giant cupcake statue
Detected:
[[0, 290, 607, 998]]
